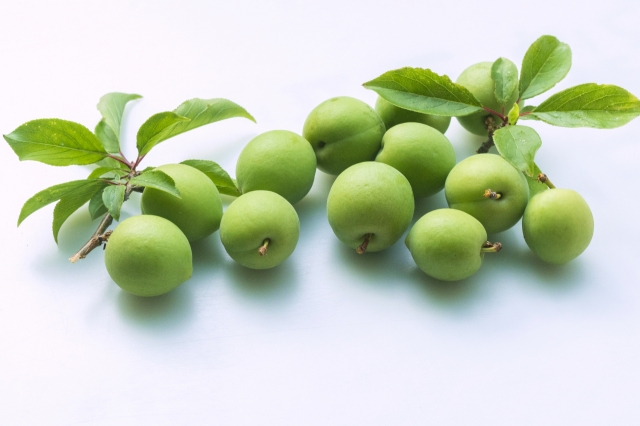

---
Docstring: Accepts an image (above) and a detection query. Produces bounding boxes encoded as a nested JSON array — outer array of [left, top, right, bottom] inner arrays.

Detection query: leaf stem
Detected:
[[132, 155, 146, 171], [107, 154, 132, 169], [481, 106, 506, 122]]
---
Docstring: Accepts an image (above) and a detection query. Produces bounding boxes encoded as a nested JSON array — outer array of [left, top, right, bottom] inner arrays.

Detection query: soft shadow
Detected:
[[521, 252, 589, 293], [191, 235, 225, 270], [412, 192, 448, 222], [225, 259, 298, 303], [410, 267, 481, 307], [116, 285, 194, 333]]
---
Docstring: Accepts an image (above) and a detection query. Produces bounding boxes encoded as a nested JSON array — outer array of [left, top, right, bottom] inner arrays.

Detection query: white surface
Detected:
[[1, 1, 640, 425]]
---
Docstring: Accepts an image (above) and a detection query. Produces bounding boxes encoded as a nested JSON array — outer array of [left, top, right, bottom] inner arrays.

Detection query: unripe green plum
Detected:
[[236, 130, 316, 204], [406, 209, 500, 281], [375, 96, 451, 134], [445, 154, 529, 234], [375, 122, 456, 198], [327, 162, 414, 253], [303, 96, 385, 175], [140, 163, 223, 242], [104, 215, 193, 297], [220, 191, 300, 269], [522, 188, 594, 264], [456, 62, 519, 136]]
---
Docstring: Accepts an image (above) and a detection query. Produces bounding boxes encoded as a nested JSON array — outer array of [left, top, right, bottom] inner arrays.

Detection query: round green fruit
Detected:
[[140, 163, 223, 242], [220, 190, 300, 269], [303, 96, 385, 175], [522, 188, 594, 264], [104, 215, 192, 297], [445, 154, 529, 234], [375, 96, 451, 134], [236, 130, 316, 204], [405, 209, 500, 281], [455, 62, 519, 136], [375, 122, 456, 198], [327, 161, 414, 253]]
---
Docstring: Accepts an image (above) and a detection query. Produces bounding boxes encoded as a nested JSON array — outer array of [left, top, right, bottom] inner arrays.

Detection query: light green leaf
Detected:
[[166, 98, 255, 137], [53, 182, 107, 243], [493, 125, 542, 177], [102, 185, 126, 221], [95, 119, 120, 154], [518, 105, 540, 121], [181, 159, 241, 196], [525, 163, 548, 199], [508, 103, 520, 125], [363, 67, 484, 117], [4, 119, 109, 166], [89, 187, 108, 220], [96, 156, 129, 170], [87, 167, 129, 179], [97, 93, 142, 147], [130, 170, 181, 198], [136, 112, 190, 156], [491, 58, 519, 107], [532, 83, 640, 128], [18, 179, 107, 226], [519, 35, 572, 100]]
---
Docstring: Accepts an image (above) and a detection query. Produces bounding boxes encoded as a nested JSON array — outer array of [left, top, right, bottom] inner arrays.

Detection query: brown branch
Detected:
[[477, 116, 497, 153]]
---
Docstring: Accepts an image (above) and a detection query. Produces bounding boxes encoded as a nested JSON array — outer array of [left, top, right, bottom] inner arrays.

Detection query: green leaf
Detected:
[[97, 93, 142, 149], [136, 112, 190, 156], [89, 187, 108, 220], [532, 83, 640, 128], [167, 98, 255, 136], [4, 119, 109, 166], [363, 67, 484, 117], [518, 105, 540, 121], [181, 159, 241, 196], [129, 170, 181, 198], [53, 182, 107, 243], [508, 103, 520, 125], [18, 179, 108, 226], [102, 185, 126, 221], [493, 125, 542, 177], [519, 35, 572, 100], [95, 119, 120, 154], [525, 163, 548, 198], [491, 58, 519, 107], [96, 156, 129, 170], [87, 166, 129, 179]]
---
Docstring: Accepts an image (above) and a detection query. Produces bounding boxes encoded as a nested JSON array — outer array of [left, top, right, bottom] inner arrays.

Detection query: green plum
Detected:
[[220, 190, 300, 269], [375, 122, 456, 198], [375, 96, 451, 133], [522, 188, 594, 264], [456, 62, 519, 136], [405, 209, 501, 281], [104, 215, 192, 297], [140, 163, 223, 242], [327, 161, 414, 253], [303, 96, 385, 175], [445, 154, 529, 234], [236, 130, 317, 204]]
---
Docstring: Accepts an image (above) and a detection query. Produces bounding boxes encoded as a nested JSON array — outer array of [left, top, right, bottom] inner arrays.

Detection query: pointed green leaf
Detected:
[[129, 170, 181, 198], [4, 119, 108, 166], [102, 185, 126, 221], [519, 35, 572, 100], [166, 98, 255, 136], [518, 105, 540, 121], [97, 93, 142, 145], [89, 187, 108, 220], [363, 67, 483, 117], [491, 58, 519, 107], [136, 112, 190, 156], [493, 125, 542, 177], [18, 179, 108, 226], [95, 119, 120, 153], [53, 182, 107, 243], [532, 83, 640, 128], [508, 103, 520, 125], [181, 159, 241, 196], [525, 163, 548, 199], [96, 156, 129, 170], [87, 166, 129, 179]]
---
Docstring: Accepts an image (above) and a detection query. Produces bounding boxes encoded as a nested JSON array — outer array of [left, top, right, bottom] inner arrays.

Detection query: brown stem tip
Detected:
[[537, 173, 556, 189], [483, 189, 502, 200], [481, 241, 502, 253], [258, 239, 270, 256], [356, 233, 372, 255]]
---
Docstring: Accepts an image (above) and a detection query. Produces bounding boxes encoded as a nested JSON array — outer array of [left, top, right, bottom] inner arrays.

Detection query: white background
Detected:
[[1, 1, 640, 425]]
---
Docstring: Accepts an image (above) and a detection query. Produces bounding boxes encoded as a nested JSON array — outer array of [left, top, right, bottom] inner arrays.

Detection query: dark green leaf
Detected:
[[136, 112, 189, 156], [102, 185, 126, 221], [4, 119, 108, 166], [181, 159, 241, 196], [53, 182, 107, 243], [95, 119, 120, 153], [89, 187, 108, 220], [493, 125, 542, 177], [491, 58, 519, 107], [97, 93, 142, 149], [532, 83, 640, 128], [130, 170, 181, 198], [363, 67, 483, 117], [519, 35, 572, 100], [526, 163, 548, 198], [18, 179, 108, 226]]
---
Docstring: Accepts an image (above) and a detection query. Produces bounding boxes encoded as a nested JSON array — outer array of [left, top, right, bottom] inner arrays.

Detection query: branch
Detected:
[[477, 116, 497, 153]]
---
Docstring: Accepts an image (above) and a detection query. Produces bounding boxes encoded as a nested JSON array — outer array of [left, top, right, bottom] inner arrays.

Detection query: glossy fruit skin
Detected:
[[140, 163, 223, 242], [375, 96, 451, 134], [455, 62, 519, 136], [522, 188, 594, 264], [327, 162, 414, 252], [445, 154, 529, 234], [405, 209, 487, 281], [375, 122, 456, 198], [303, 96, 386, 175], [236, 130, 317, 204], [104, 215, 192, 297], [220, 191, 300, 269]]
